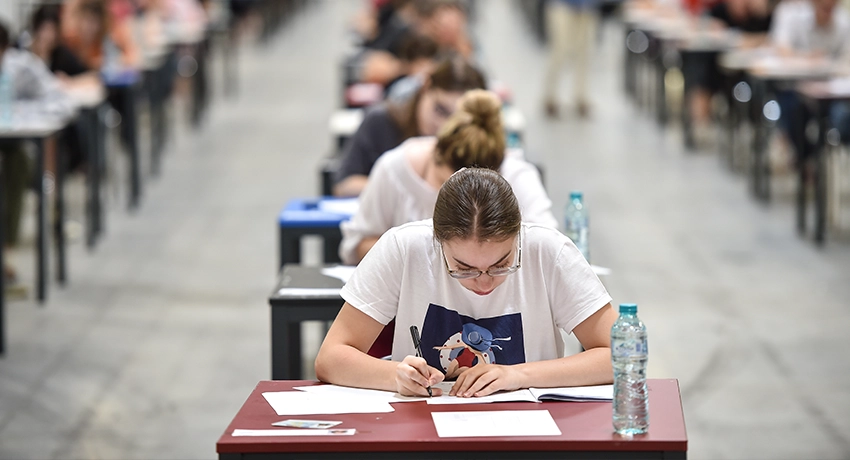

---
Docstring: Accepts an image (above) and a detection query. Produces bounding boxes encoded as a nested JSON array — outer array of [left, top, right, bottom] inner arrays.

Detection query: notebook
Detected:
[[426, 384, 613, 405]]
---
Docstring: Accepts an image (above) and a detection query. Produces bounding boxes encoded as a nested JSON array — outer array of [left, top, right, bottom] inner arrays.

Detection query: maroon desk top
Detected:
[[216, 379, 687, 455]]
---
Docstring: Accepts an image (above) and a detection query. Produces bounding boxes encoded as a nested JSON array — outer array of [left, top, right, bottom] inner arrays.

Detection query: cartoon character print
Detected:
[[434, 323, 512, 379], [420, 304, 525, 379]]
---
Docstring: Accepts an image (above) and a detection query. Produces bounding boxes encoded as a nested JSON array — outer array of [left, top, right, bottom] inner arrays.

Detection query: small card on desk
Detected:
[[272, 419, 343, 429]]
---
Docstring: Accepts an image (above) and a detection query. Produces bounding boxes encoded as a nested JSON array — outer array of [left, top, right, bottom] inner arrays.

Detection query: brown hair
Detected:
[[433, 168, 521, 242], [389, 56, 486, 138], [434, 89, 505, 171]]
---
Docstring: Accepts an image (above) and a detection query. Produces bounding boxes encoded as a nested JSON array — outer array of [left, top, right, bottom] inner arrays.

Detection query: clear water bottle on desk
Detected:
[[611, 303, 649, 436], [564, 191, 589, 262], [0, 71, 14, 128]]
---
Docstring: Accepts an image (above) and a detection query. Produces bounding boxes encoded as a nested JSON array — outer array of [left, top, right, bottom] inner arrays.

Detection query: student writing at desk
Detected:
[[339, 89, 557, 265], [317, 168, 616, 397], [0, 22, 74, 294], [333, 57, 486, 197]]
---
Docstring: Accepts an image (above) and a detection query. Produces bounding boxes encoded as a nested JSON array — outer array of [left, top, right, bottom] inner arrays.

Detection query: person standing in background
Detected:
[[542, 0, 599, 119]]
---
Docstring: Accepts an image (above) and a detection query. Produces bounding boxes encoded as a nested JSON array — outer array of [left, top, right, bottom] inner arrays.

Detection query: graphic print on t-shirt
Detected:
[[420, 304, 525, 379]]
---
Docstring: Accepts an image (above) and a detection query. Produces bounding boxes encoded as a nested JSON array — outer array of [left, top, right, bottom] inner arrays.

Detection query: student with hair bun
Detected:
[[316, 168, 616, 397], [339, 89, 557, 265]]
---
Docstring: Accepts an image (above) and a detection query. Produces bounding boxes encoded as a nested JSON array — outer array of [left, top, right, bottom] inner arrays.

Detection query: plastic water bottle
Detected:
[[0, 71, 13, 128], [564, 191, 589, 261], [611, 303, 649, 436]]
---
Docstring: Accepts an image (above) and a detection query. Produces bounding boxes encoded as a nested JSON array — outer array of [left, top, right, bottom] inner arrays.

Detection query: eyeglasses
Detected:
[[442, 234, 522, 280]]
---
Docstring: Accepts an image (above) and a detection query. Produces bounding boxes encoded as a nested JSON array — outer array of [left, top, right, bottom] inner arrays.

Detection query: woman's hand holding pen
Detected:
[[396, 356, 445, 397], [450, 364, 523, 398]]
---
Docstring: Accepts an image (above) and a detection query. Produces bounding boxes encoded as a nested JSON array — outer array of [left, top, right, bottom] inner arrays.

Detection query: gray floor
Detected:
[[1, 1, 850, 459]]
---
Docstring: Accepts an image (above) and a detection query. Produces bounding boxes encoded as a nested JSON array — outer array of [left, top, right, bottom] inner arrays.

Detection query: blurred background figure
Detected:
[[769, 0, 850, 169], [61, 0, 140, 70], [685, 0, 773, 145], [0, 20, 73, 296], [542, 0, 600, 118], [354, 0, 474, 85], [333, 57, 485, 197]]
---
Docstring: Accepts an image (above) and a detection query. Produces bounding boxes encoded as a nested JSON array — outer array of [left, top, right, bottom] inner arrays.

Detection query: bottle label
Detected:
[[613, 340, 646, 357]]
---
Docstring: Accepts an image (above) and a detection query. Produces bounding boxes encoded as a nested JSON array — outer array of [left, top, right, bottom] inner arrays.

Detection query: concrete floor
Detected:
[[1, 1, 850, 459]]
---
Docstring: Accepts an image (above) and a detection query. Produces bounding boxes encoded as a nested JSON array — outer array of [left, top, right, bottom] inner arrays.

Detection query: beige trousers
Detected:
[[542, 1, 598, 105]]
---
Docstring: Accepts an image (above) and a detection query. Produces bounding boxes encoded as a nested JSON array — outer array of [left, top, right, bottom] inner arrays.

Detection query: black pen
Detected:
[[409, 325, 433, 397]]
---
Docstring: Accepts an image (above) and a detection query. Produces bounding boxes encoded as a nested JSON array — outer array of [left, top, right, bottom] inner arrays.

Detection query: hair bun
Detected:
[[459, 90, 502, 134]]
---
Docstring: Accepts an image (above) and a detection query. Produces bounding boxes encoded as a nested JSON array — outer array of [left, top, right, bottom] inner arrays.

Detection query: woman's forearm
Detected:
[[315, 343, 399, 392], [514, 347, 612, 389]]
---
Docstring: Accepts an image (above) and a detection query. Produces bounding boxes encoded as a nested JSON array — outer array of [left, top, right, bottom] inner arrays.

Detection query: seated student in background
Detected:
[[686, 0, 773, 143], [27, 5, 102, 89], [316, 168, 616, 397], [61, 0, 140, 70], [382, 32, 440, 101], [0, 22, 75, 291], [333, 57, 486, 197], [339, 90, 557, 265], [356, 0, 474, 85], [769, 0, 850, 168]]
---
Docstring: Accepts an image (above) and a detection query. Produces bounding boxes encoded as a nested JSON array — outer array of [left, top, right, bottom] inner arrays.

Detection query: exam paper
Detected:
[[262, 391, 394, 416], [232, 429, 356, 437], [431, 410, 561, 438], [294, 382, 455, 403]]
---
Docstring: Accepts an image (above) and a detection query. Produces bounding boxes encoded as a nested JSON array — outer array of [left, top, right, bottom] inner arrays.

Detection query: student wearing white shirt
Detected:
[[316, 168, 616, 397], [769, 0, 850, 168], [339, 89, 558, 265]]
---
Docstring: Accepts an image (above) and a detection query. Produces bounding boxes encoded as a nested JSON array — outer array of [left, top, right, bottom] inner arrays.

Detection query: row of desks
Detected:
[[0, 19, 217, 355], [622, 4, 850, 245]]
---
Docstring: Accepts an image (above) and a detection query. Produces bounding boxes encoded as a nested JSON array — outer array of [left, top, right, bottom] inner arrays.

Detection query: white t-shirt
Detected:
[[770, 0, 850, 59], [340, 220, 612, 372], [339, 137, 558, 264]]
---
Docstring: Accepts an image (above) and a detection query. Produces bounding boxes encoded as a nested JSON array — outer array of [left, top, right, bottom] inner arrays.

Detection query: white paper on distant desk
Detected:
[[276, 287, 341, 297], [232, 428, 356, 437], [319, 265, 357, 284], [431, 410, 561, 438], [426, 384, 612, 405], [317, 198, 359, 215], [261, 391, 394, 416]]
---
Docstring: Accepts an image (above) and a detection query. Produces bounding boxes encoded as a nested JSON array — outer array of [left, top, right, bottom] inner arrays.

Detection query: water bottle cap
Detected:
[[569, 191, 583, 200], [619, 303, 638, 314]]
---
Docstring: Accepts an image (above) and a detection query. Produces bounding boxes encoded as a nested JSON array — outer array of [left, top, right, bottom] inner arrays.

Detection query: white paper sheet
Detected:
[[317, 198, 359, 216], [431, 410, 561, 438], [276, 288, 341, 297], [319, 265, 357, 284], [591, 265, 612, 276], [232, 428, 356, 437], [261, 391, 394, 416], [294, 382, 455, 403]]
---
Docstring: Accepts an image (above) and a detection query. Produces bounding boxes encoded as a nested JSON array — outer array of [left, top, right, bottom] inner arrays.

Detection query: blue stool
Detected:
[[277, 197, 356, 270]]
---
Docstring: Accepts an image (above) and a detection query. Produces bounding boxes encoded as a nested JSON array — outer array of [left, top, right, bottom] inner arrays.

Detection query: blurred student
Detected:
[[339, 90, 557, 265], [333, 57, 486, 197], [0, 22, 74, 291], [61, 0, 140, 70], [357, 0, 474, 85], [542, 0, 599, 119], [316, 167, 615, 397], [770, 0, 850, 167], [27, 5, 104, 174], [686, 0, 773, 143]]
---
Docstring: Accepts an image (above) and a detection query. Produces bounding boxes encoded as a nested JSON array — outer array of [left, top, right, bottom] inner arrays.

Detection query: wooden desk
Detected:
[[796, 79, 850, 245], [268, 265, 344, 380], [216, 379, 688, 459]]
